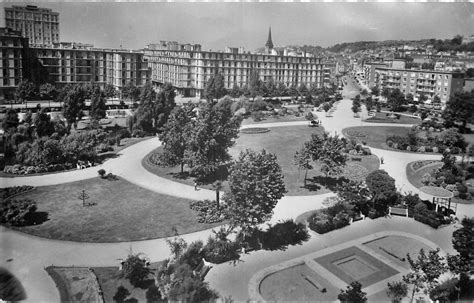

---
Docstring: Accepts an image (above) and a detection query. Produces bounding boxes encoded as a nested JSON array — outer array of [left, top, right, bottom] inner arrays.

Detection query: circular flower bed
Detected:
[[345, 130, 367, 138], [240, 127, 271, 134]]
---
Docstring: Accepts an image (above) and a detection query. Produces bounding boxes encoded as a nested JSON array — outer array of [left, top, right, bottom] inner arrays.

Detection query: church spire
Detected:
[[265, 26, 274, 50]]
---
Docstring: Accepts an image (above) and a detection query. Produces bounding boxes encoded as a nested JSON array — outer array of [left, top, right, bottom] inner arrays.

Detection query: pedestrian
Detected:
[[194, 181, 198, 191], [381, 156, 384, 164]]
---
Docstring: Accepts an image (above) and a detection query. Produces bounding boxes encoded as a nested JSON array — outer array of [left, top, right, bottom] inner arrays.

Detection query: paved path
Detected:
[[1, 78, 473, 302]]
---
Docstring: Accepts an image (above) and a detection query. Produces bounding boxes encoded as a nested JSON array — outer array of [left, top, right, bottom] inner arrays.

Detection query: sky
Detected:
[[1, 2, 474, 51]]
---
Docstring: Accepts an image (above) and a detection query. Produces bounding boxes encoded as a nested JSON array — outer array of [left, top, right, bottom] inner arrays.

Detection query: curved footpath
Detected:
[[1, 83, 473, 302]]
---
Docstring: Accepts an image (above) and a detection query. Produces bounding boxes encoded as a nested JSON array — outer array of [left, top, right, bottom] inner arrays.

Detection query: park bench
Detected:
[[389, 206, 408, 217], [301, 273, 326, 292]]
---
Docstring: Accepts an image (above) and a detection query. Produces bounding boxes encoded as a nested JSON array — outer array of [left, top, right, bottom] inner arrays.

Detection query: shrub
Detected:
[[414, 202, 428, 214], [308, 205, 351, 234], [189, 200, 226, 224], [97, 169, 106, 178], [414, 211, 441, 228], [202, 235, 240, 264], [0, 198, 38, 226]]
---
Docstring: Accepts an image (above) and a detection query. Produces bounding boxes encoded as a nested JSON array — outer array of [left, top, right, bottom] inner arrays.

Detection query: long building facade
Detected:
[[4, 5, 59, 46], [144, 40, 325, 97]]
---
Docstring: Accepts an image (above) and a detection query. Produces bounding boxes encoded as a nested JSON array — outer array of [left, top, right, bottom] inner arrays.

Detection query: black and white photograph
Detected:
[[0, 1, 473, 302]]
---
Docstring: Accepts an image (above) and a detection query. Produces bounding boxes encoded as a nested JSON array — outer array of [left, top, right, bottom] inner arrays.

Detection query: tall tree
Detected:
[[276, 82, 288, 97], [103, 83, 116, 99], [388, 88, 406, 112], [403, 248, 447, 302], [442, 91, 474, 129], [39, 83, 58, 100], [15, 81, 37, 102], [294, 147, 313, 187], [33, 108, 55, 137], [154, 83, 176, 129], [158, 103, 195, 173], [264, 77, 277, 97], [185, 101, 241, 178], [2, 109, 19, 133], [122, 82, 141, 102], [371, 86, 380, 97], [121, 253, 150, 287], [452, 217, 474, 274], [386, 281, 408, 303], [89, 85, 107, 122], [365, 169, 398, 212], [249, 70, 263, 100], [62, 84, 86, 130], [204, 72, 226, 101], [224, 149, 286, 231]]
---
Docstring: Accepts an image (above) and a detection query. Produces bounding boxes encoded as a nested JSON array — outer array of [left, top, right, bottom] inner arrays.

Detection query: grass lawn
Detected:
[[343, 126, 411, 150], [241, 114, 306, 125], [406, 161, 474, 205], [363, 112, 421, 124], [9, 177, 220, 242], [144, 126, 380, 196]]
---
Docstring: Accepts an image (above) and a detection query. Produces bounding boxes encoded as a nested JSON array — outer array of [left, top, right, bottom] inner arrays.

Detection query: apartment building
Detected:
[[373, 67, 464, 103], [0, 28, 29, 100], [32, 43, 150, 90], [144, 39, 325, 97], [4, 5, 59, 46]]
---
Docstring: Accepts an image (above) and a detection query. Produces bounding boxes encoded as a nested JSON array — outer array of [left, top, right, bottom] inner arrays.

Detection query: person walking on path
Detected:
[[194, 180, 199, 191], [381, 156, 384, 164]]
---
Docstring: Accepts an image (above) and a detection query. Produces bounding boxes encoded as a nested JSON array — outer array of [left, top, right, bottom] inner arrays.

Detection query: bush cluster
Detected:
[[202, 235, 240, 264], [0, 198, 37, 226], [189, 200, 226, 224], [4, 163, 74, 175], [1, 186, 35, 200], [308, 202, 352, 234], [413, 202, 443, 228]]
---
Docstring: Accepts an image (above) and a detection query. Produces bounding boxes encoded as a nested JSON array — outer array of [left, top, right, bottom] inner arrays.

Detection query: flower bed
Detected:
[[240, 127, 271, 134], [3, 163, 75, 175], [410, 160, 441, 172], [1, 186, 35, 200]]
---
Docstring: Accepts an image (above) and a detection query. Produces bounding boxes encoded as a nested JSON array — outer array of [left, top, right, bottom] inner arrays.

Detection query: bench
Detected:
[[301, 274, 323, 290], [389, 206, 408, 217]]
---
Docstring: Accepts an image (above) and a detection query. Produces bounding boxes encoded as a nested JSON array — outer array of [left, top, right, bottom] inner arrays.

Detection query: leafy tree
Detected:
[[122, 82, 141, 102], [89, 85, 107, 122], [442, 91, 474, 129], [352, 96, 361, 116], [264, 78, 277, 97], [103, 83, 116, 98], [224, 149, 286, 231], [204, 72, 227, 101], [121, 253, 150, 287], [276, 82, 287, 97], [185, 101, 241, 178], [432, 95, 441, 105], [388, 88, 406, 112], [406, 93, 414, 104], [452, 217, 474, 274], [365, 169, 398, 212], [371, 86, 380, 97], [319, 134, 348, 177], [338, 281, 367, 303], [62, 84, 86, 130], [322, 102, 332, 116], [39, 83, 58, 100], [33, 108, 55, 137], [15, 81, 37, 102], [158, 104, 195, 173], [386, 281, 408, 303], [2, 109, 19, 132], [335, 180, 371, 215], [249, 70, 263, 100], [294, 147, 313, 187], [360, 88, 369, 98], [229, 83, 242, 98], [419, 93, 428, 104], [403, 248, 447, 301], [381, 87, 391, 100]]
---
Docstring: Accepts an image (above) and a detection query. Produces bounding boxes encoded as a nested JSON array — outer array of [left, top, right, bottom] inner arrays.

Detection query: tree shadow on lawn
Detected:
[[168, 164, 229, 185], [304, 175, 349, 192], [24, 211, 49, 225]]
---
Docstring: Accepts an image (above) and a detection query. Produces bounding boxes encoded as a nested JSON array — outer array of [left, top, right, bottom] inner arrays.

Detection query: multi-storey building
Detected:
[[0, 28, 29, 100], [32, 43, 150, 90], [144, 33, 325, 97], [4, 5, 60, 46], [373, 66, 464, 103]]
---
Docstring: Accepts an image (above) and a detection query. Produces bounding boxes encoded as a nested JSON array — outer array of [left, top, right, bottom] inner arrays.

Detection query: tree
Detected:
[[204, 72, 226, 101], [39, 83, 58, 101], [371, 86, 380, 97], [158, 103, 195, 173], [62, 84, 86, 130], [386, 281, 408, 303], [452, 217, 474, 274], [184, 101, 241, 178], [418, 93, 428, 104], [406, 93, 414, 104], [322, 102, 332, 116], [365, 169, 398, 212], [381, 87, 391, 100], [15, 81, 37, 102], [388, 88, 406, 112], [121, 253, 150, 287], [360, 88, 369, 98], [442, 91, 474, 129], [224, 149, 286, 231], [33, 108, 55, 137], [338, 281, 367, 303], [335, 180, 371, 215], [264, 77, 277, 97], [432, 95, 441, 105], [89, 85, 107, 122], [122, 82, 140, 102], [103, 83, 116, 99], [2, 109, 19, 132], [319, 134, 348, 177], [249, 70, 263, 100], [403, 248, 447, 302], [294, 147, 313, 187], [352, 96, 361, 116], [154, 83, 176, 129], [276, 82, 287, 97], [229, 83, 242, 98]]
